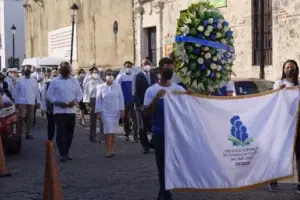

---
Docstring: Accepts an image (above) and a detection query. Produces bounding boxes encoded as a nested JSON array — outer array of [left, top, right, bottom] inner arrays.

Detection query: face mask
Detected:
[[24, 70, 31, 76], [285, 69, 296, 78], [126, 68, 131, 74], [92, 73, 99, 79], [143, 65, 151, 72], [157, 74, 161, 80], [106, 75, 114, 81], [80, 73, 85, 78], [161, 69, 173, 80]]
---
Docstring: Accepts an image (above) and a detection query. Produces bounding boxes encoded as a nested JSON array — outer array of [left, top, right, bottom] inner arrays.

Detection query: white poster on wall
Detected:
[[48, 25, 77, 62]]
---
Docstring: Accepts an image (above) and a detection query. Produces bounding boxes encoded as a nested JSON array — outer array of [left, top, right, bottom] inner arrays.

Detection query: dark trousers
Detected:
[[54, 114, 76, 157], [152, 135, 172, 198], [124, 104, 138, 136], [46, 113, 55, 141], [138, 110, 150, 149]]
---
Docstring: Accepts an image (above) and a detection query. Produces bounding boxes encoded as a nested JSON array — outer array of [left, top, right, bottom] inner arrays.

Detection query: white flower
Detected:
[[221, 60, 226, 64], [225, 66, 230, 70], [216, 32, 222, 38], [227, 58, 232, 63], [210, 63, 217, 69], [208, 18, 214, 24], [208, 86, 214, 92], [207, 26, 213, 32], [197, 83, 204, 90], [204, 30, 210, 37], [192, 80, 198, 88], [206, 70, 211, 76], [217, 23, 222, 29], [197, 57, 204, 64], [223, 26, 230, 32], [213, 56, 218, 61], [205, 53, 211, 59], [180, 25, 190, 35], [180, 67, 188, 75], [184, 17, 192, 24], [189, 11, 196, 20], [197, 26, 205, 32], [221, 39, 227, 44], [203, 47, 210, 51], [230, 38, 235, 43], [217, 65, 222, 71], [195, 44, 201, 47], [186, 71, 192, 76], [219, 19, 224, 24], [185, 77, 190, 85], [216, 72, 221, 78]]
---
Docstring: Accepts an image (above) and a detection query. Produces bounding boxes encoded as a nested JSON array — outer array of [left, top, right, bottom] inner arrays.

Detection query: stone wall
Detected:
[[134, 0, 300, 81], [25, 0, 134, 70]]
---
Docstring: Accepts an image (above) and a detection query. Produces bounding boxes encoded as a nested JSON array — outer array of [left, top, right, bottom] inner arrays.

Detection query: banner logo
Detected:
[[229, 115, 253, 147]]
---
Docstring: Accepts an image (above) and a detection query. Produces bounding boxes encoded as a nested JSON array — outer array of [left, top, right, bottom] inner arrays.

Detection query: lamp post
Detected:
[[70, 3, 78, 65], [11, 25, 16, 68]]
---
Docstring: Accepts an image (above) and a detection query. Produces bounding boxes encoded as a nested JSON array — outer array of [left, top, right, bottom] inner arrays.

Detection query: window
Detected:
[[147, 27, 157, 65], [252, 0, 272, 66]]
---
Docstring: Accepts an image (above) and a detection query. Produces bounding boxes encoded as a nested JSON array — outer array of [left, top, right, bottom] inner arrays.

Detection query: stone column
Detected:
[[154, 1, 164, 65], [133, 1, 144, 66]]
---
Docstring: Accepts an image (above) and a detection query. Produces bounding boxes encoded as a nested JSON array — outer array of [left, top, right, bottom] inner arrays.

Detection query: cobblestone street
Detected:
[[0, 114, 299, 200]]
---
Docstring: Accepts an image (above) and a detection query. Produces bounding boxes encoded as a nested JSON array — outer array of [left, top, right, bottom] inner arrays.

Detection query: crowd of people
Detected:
[[0, 57, 300, 200]]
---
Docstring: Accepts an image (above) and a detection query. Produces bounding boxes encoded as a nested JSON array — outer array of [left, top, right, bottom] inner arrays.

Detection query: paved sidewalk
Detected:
[[0, 115, 299, 200]]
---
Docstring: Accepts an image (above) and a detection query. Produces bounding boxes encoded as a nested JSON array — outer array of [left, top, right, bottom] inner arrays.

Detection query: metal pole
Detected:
[[259, 0, 265, 79], [70, 16, 75, 65], [12, 34, 15, 68]]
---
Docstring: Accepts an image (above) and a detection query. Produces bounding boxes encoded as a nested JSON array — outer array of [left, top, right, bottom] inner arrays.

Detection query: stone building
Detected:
[[133, 0, 300, 81], [24, 0, 134, 70]]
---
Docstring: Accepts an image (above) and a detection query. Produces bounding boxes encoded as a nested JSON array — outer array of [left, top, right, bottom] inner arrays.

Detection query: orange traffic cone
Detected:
[[43, 140, 63, 200], [0, 136, 11, 177]]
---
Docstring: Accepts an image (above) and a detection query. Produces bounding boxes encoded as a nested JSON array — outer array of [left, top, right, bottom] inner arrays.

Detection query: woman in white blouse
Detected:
[[269, 59, 300, 193], [83, 68, 104, 143], [96, 69, 125, 158]]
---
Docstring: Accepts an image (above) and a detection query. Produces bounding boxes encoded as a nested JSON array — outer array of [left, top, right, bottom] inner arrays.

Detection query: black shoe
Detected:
[[26, 135, 34, 139], [133, 134, 139, 142], [143, 146, 150, 154], [65, 156, 72, 160], [268, 182, 279, 192], [60, 157, 67, 163], [297, 184, 300, 193], [125, 135, 130, 141]]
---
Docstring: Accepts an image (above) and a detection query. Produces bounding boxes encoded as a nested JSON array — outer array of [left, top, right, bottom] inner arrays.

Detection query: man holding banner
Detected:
[[144, 57, 185, 200]]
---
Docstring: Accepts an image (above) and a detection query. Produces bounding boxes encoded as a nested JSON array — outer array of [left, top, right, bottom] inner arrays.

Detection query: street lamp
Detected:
[[70, 3, 78, 65], [11, 25, 16, 68]]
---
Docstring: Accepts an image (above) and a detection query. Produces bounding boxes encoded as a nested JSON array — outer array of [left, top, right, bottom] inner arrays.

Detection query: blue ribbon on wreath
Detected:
[[175, 35, 235, 53]]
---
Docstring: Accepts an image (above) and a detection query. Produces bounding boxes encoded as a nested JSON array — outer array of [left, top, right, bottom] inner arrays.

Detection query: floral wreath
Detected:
[[174, 1, 235, 94]]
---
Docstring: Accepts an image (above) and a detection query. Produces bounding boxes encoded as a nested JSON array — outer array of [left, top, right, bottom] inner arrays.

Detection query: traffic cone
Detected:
[[43, 140, 63, 200], [0, 136, 12, 177]]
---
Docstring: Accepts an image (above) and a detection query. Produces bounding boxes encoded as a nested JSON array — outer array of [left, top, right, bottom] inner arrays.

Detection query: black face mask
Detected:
[[285, 69, 297, 78], [24, 70, 31, 76], [161, 69, 173, 80]]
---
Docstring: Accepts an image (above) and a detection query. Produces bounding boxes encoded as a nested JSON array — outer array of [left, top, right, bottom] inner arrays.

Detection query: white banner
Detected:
[[164, 88, 300, 190]]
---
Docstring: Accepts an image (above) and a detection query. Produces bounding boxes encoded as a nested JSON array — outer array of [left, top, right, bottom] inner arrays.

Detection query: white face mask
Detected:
[[143, 65, 151, 72], [92, 73, 99, 79], [80, 73, 86, 78], [157, 74, 161, 80], [126, 68, 131, 74], [106, 75, 114, 81]]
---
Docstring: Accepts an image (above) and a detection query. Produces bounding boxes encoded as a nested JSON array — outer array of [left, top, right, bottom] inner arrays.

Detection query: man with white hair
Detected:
[[47, 61, 83, 163]]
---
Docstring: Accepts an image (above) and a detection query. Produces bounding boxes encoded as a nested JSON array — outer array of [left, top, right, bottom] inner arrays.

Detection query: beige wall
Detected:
[[134, 0, 300, 81], [25, 0, 134, 70]]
